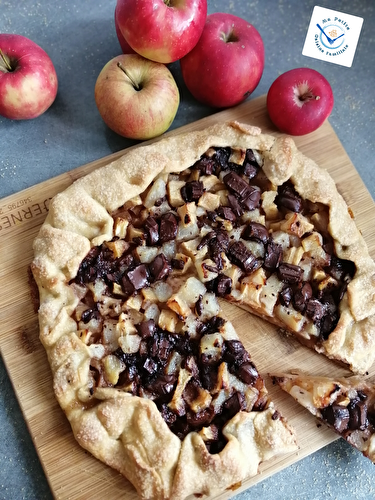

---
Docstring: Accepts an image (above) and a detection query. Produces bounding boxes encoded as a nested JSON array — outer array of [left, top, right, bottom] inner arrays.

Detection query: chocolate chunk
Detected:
[[181, 180, 204, 202], [159, 212, 178, 243], [224, 392, 246, 418], [242, 149, 260, 179], [223, 171, 249, 198], [216, 274, 232, 297], [197, 231, 216, 251], [242, 221, 269, 244], [228, 241, 260, 273], [277, 262, 303, 284], [263, 240, 282, 271], [240, 185, 261, 211], [148, 374, 176, 396], [216, 206, 237, 221], [227, 193, 244, 217], [215, 229, 230, 250], [195, 294, 204, 316], [144, 216, 159, 245], [224, 340, 251, 366], [81, 308, 100, 323], [186, 408, 214, 428], [160, 403, 177, 425], [126, 264, 149, 290], [213, 147, 231, 169], [321, 404, 350, 433], [326, 255, 356, 281], [171, 258, 185, 270], [143, 357, 158, 375], [137, 319, 156, 339], [348, 398, 368, 430], [293, 282, 313, 312], [237, 362, 258, 385], [276, 184, 303, 213], [193, 156, 216, 176], [149, 253, 171, 281], [306, 298, 326, 322], [279, 286, 293, 307]]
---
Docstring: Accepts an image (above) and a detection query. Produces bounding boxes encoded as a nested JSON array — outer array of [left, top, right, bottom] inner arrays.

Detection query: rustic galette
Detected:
[[31, 121, 375, 499]]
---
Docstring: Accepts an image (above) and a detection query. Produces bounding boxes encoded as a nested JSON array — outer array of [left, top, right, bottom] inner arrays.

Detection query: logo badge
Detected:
[[302, 6, 363, 67]]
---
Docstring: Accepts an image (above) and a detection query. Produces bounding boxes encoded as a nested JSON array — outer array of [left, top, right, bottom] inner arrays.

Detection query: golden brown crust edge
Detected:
[[31, 121, 375, 498]]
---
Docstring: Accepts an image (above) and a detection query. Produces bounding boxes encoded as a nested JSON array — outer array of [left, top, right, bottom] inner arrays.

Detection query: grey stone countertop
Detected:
[[1, 1, 374, 499]]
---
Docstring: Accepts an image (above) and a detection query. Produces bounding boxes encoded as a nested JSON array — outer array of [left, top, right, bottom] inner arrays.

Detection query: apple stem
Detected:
[[0, 49, 13, 72], [299, 91, 320, 102], [117, 62, 140, 91]]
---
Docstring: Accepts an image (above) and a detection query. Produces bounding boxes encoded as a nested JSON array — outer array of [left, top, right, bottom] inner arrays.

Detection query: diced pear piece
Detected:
[[167, 179, 185, 207], [275, 304, 306, 332], [144, 177, 167, 208], [260, 274, 283, 316]]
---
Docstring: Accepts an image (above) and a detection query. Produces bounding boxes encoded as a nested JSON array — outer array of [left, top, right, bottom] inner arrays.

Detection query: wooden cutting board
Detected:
[[1, 94, 375, 500]]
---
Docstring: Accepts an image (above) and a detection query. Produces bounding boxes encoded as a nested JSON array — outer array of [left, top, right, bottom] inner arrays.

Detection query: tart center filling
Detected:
[[70, 144, 356, 451]]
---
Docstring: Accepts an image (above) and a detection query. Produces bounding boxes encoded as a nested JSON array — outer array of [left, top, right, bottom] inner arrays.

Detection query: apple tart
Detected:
[[31, 121, 375, 499]]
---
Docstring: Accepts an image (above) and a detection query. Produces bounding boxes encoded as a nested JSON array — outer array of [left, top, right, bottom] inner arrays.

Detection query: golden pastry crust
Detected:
[[31, 121, 375, 498]]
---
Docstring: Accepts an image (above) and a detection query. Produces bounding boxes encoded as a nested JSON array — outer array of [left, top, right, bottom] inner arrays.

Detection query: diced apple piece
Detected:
[[241, 208, 266, 225], [102, 319, 120, 351], [135, 245, 159, 264], [153, 281, 173, 302], [312, 268, 327, 283], [212, 362, 230, 393], [216, 189, 229, 206], [318, 275, 339, 292], [103, 354, 125, 385], [180, 238, 208, 261], [200, 333, 224, 363], [218, 320, 239, 341], [311, 211, 329, 233], [113, 216, 129, 239], [270, 230, 290, 251], [165, 351, 183, 375], [77, 329, 92, 345], [87, 279, 108, 302], [242, 239, 265, 259], [125, 293, 143, 311], [195, 258, 219, 282], [198, 426, 219, 442], [142, 287, 158, 303], [116, 312, 137, 336], [189, 387, 212, 413], [280, 212, 314, 238], [168, 368, 192, 415], [143, 303, 160, 323], [144, 178, 167, 208], [302, 232, 330, 267], [229, 148, 246, 165], [275, 304, 306, 333], [201, 174, 223, 192], [98, 296, 122, 317], [178, 277, 207, 306], [261, 190, 279, 220], [161, 240, 176, 260], [158, 309, 180, 332], [283, 245, 304, 265], [167, 180, 186, 207], [177, 202, 199, 241], [167, 294, 191, 318], [198, 192, 220, 211], [128, 225, 146, 243], [181, 313, 201, 339], [118, 333, 142, 354], [228, 225, 245, 242], [105, 239, 129, 258], [260, 274, 283, 316], [198, 292, 221, 321]]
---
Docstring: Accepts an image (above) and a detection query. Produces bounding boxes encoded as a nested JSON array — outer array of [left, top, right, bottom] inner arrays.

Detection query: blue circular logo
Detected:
[[318, 23, 345, 50]]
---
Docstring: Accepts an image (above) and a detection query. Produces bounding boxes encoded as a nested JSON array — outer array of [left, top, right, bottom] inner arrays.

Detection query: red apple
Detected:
[[180, 12, 264, 108], [266, 68, 334, 136], [95, 54, 180, 140], [115, 0, 207, 64], [114, 5, 135, 54], [0, 34, 58, 120]]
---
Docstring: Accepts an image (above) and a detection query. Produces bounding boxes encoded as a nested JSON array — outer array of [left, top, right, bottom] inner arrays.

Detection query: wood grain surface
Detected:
[[1, 95, 374, 500]]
